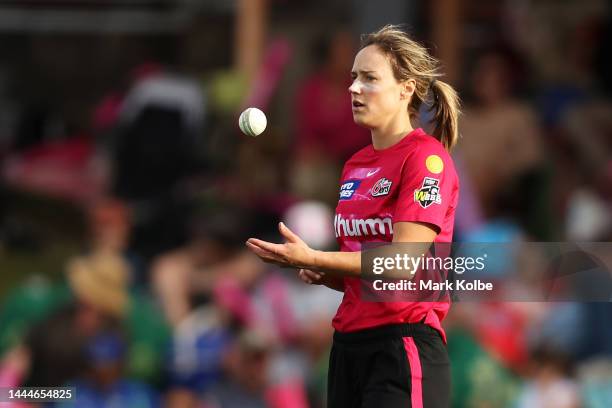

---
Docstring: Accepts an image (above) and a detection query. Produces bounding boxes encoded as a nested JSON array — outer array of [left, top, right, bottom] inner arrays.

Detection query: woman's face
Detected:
[[349, 45, 409, 129]]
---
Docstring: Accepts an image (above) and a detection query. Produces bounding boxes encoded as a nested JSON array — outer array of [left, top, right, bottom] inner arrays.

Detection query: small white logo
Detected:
[[366, 169, 379, 177]]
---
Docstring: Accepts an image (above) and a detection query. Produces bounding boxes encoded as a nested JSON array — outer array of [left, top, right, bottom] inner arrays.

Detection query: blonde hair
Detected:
[[361, 25, 460, 150]]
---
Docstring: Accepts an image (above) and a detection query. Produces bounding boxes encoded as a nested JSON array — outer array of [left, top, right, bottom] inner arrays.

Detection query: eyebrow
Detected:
[[351, 70, 376, 75]]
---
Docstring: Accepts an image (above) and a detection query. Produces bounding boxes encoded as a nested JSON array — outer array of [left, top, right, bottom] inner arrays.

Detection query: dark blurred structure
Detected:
[[112, 69, 206, 262]]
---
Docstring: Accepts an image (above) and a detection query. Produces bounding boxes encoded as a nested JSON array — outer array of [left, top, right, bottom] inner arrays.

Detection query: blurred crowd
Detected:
[[1, 1, 612, 407]]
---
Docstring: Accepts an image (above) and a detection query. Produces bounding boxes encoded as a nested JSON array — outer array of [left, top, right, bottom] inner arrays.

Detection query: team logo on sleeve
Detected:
[[414, 177, 442, 208], [339, 180, 361, 200], [371, 178, 392, 197]]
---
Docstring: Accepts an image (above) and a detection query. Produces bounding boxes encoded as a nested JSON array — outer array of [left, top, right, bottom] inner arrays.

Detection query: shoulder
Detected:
[[399, 131, 459, 189], [406, 131, 454, 167]]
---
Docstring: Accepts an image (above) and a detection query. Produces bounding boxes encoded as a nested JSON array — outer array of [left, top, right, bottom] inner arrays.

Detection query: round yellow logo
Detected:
[[426, 155, 444, 174]]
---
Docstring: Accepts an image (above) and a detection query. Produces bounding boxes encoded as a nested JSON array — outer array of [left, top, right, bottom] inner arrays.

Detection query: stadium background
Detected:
[[0, 0, 611, 406]]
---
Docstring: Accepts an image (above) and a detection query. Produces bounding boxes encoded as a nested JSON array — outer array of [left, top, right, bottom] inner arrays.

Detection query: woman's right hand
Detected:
[[298, 268, 325, 285]]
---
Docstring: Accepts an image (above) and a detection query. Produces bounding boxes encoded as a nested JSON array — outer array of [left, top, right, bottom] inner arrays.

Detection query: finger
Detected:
[[247, 238, 285, 256], [245, 240, 273, 256], [300, 269, 317, 285], [246, 242, 277, 261], [298, 270, 313, 284], [302, 269, 323, 281], [246, 241, 283, 263], [279, 222, 304, 244], [246, 243, 295, 269]]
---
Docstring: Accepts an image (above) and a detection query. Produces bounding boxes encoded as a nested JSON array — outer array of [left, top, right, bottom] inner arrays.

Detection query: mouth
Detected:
[[352, 100, 365, 110]]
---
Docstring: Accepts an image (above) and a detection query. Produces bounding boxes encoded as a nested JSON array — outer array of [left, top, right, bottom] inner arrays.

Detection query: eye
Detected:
[[350, 72, 357, 80], [366, 75, 376, 81]]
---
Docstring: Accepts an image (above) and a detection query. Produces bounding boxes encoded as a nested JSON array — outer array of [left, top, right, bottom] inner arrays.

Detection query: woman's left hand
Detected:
[[246, 222, 317, 270]]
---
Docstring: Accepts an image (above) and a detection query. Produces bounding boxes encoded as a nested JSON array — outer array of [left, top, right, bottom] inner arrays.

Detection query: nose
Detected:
[[348, 79, 361, 95]]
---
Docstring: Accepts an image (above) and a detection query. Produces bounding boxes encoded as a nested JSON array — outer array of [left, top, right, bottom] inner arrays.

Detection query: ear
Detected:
[[400, 79, 417, 100]]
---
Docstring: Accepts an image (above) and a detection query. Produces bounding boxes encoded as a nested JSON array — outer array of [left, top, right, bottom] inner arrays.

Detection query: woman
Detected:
[[247, 24, 460, 408]]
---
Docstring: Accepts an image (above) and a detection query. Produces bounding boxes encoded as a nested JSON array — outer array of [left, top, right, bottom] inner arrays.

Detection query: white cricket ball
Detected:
[[239, 107, 267, 137]]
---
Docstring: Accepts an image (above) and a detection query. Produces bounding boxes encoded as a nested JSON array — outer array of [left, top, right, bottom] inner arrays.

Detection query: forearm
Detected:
[[311, 250, 361, 277], [310, 241, 434, 280]]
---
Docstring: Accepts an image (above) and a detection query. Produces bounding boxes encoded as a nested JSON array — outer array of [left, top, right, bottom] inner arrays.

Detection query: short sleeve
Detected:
[[394, 143, 456, 232]]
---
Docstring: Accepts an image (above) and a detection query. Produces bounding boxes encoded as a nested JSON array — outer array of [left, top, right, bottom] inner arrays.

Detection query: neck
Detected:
[[371, 116, 414, 150]]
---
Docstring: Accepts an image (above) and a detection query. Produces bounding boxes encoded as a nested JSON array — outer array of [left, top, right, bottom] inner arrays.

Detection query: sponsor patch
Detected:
[[339, 180, 361, 200], [371, 177, 392, 197], [426, 155, 444, 174], [414, 177, 442, 208]]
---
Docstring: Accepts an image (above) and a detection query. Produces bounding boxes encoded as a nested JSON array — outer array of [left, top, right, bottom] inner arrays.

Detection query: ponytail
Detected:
[[430, 79, 460, 151]]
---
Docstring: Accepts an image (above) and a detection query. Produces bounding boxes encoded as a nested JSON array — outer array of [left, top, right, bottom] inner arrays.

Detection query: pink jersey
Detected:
[[332, 128, 459, 342]]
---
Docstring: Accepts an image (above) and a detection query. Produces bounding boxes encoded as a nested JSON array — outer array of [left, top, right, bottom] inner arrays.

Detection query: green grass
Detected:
[[1, 190, 86, 298], [0, 241, 82, 299]]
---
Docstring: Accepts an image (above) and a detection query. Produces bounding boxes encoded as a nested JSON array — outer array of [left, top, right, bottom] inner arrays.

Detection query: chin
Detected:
[[352, 114, 373, 129]]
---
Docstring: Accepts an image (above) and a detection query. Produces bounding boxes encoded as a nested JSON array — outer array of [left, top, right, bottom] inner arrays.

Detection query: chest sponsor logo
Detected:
[[334, 214, 394, 238], [414, 177, 442, 208], [371, 177, 392, 197], [339, 180, 361, 200]]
